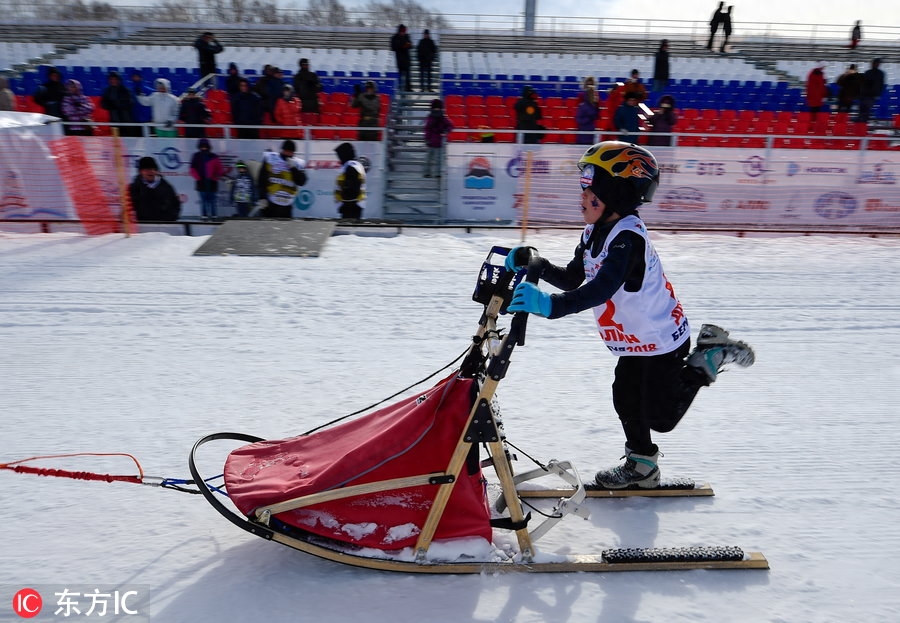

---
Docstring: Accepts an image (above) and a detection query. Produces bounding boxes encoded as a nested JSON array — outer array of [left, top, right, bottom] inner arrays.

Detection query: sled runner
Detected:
[[190, 247, 768, 573]]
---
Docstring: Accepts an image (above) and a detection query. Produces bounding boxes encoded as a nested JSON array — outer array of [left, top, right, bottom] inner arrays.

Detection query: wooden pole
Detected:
[[111, 128, 133, 237]]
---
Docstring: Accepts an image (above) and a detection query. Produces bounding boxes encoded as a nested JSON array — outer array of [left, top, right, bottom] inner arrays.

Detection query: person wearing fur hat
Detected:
[[61, 79, 94, 136], [129, 156, 181, 222], [179, 88, 211, 138], [189, 138, 226, 220], [334, 142, 367, 220], [256, 139, 307, 218]]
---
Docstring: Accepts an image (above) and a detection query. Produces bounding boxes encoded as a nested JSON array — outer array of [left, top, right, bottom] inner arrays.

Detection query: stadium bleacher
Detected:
[[2, 21, 898, 146]]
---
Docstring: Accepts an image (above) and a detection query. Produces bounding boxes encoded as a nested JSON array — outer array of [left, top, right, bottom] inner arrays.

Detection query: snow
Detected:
[[2, 228, 900, 622]]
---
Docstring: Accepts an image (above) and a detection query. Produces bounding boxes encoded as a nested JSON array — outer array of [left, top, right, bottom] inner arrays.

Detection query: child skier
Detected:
[[230, 160, 257, 217], [506, 141, 755, 489]]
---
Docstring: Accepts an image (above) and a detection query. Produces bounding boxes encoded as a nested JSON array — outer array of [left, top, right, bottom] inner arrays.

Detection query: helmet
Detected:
[[577, 141, 660, 211]]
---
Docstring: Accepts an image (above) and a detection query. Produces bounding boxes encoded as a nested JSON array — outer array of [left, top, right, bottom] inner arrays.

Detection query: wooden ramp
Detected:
[[193, 220, 335, 257]]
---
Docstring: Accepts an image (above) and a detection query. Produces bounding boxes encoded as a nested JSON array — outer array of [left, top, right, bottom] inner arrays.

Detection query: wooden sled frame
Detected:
[[190, 248, 769, 573]]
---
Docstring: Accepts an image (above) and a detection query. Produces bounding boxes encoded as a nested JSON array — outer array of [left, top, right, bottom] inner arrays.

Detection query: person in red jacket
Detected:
[[806, 62, 830, 119], [189, 138, 226, 220], [274, 84, 302, 139]]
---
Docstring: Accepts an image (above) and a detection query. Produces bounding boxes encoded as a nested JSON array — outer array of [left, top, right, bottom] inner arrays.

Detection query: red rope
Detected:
[[0, 452, 146, 484]]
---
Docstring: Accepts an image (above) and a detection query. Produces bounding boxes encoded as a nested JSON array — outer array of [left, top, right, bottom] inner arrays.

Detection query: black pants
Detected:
[[611, 340, 706, 455], [339, 202, 362, 220], [263, 201, 292, 218]]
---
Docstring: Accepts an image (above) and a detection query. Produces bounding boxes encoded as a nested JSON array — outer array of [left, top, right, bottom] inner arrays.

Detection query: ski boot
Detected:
[[686, 324, 755, 384], [594, 448, 661, 489]]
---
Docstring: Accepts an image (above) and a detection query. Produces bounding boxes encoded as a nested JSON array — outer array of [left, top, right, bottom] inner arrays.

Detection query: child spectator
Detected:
[[423, 98, 453, 178], [274, 84, 301, 138], [230, 161, 258, 217], [575, 77, 600, 145], [646, 95, 677, 146]]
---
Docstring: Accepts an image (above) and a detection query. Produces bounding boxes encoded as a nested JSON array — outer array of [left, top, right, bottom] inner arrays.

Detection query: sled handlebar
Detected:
[[509, 247, 543, 346]]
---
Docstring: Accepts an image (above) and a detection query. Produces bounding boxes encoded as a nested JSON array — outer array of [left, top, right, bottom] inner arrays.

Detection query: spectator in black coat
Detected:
[[224, 62, 242, 100], [416, 29, 438, 92], [231, 78, 264, 139], [653, 40, 670, 92], [292, 58, 323, 125], [100, 71, 137, 136], [857, 58, 886, 123], [129, 157, 181, 222], [719, 6, 733, 53], [706, 2, 725, 51], [193, 32, 224, 87], [33, 66, 66, 119], [391, 24, 413, 91], [514, 85, 544, 144], [178, 88, 211, 139]]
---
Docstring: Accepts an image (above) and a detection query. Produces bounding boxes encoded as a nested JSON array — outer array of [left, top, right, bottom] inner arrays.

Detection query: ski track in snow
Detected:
[[1, 230, 899, 622]]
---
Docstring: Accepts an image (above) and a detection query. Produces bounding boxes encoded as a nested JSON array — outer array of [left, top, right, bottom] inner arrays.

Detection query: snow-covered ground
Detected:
[[2, 228, 899, 622]]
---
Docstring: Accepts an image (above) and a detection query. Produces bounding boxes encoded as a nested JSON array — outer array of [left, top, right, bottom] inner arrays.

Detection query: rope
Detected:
[[0, 452, 210, 495], [301, 346, 470, 435]]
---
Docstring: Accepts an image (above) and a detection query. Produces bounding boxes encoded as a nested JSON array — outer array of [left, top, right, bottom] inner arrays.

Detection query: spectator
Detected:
[[273, 84, 301, 139], [224, 62, 242, 100], [254, 65, 281, 123], [416, 29, 438, 92], [256, 139, 307, 218], [850, 21, 862, 49], [33, 66, 65, 119], [0, 76, 18, 111], [129, 72, 152, 129], [646, 95, 677, 146], [652, 39, 670, 93], [129, 156, 181, 222], [836, 64, 863, 114], [135, 78, 180, 137], [720, 6, 734, 53], [352, 80, 381, 141], [231, 77, 264, 139], [334, 142, 367, 220], [857, 58, 886, 124], [613, 93, 641, 142], [805, 62, 830, 119], [178, 88, 211, 139], [230, 161, 257, 218], [189, 138, 226, 220], [292, 58, 323, 126], [622, 69, 648, 103], [100, 71, 136, 137], [61, 79, 94, 137], [391, 24, 413, 92], [575, 78, 600, 145], [423, 98, 453, 178], [706, 2, 725, 52], [193, 31, 224, 88], [514, 85, 544, 144]]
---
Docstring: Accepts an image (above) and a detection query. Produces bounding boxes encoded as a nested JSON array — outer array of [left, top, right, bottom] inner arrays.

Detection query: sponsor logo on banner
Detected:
[[739, 155, 774, 184], [659, 163, 679, 174], [465, 155, 495, 189], [658, 187, 706, 211], [152, 146, 184, 170], [788, 163, 848, 175], [857, 162, 897, 184], [306, 160, 342, 170], [813, 191, 857, 219], [684, 160, 725, 176], [720, 199, 771, 210], [506, 151, 551, 178], [864, 198, 900, 212]]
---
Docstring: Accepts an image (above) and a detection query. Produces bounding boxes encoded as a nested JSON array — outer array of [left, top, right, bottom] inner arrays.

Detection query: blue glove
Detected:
[[504, 246, 523, 272], [507, 281, 552, 317]]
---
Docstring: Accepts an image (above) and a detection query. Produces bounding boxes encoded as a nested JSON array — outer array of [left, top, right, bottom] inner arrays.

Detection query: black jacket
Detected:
[[292, 70, 323, 113], [391, 33, 412, 69], [129, 174, 181, 222]]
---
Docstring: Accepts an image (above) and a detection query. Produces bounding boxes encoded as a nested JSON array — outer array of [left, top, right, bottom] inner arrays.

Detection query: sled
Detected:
[[190, 246, 768, 573]]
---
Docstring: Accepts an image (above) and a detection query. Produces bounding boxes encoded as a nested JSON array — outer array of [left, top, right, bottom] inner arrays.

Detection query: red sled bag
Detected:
[[224, 373, 492, 550]]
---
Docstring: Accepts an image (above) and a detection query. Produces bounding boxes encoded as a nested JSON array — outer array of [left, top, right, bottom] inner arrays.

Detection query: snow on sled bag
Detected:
[[224, 373, 492, 550]]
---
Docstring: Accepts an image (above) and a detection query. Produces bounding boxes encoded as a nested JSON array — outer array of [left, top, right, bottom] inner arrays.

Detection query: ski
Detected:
[[519, 478, 714, 499]]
